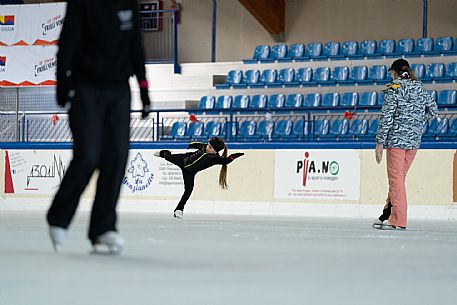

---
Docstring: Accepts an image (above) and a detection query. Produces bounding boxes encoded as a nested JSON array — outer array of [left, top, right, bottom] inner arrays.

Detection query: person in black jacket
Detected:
[[46, 0, 151, 254], [154, 137, 244, 219]]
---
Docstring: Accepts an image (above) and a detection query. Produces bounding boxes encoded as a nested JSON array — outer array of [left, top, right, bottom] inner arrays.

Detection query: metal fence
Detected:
[[2, 109, 455, 144]]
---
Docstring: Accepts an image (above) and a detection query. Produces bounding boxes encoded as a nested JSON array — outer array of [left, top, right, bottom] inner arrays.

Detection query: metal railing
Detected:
[[2, 107, 456, 144]]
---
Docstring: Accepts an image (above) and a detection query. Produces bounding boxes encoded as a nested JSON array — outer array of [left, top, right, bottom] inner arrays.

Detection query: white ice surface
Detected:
[[1, 211, 456, 305]]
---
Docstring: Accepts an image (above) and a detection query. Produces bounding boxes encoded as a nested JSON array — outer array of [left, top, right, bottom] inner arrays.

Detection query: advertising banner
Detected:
[[0, 3, 66, 46], [0, 46, 57, 86], [4, 150, 184, 197], [274, 150, 360, 200]]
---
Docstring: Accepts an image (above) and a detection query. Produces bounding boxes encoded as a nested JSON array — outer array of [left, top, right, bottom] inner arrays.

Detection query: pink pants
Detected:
[[384, 148, 417, 228]]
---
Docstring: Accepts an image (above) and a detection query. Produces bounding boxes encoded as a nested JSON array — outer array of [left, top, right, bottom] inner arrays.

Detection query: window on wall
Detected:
[[140, 1, 163, 31]]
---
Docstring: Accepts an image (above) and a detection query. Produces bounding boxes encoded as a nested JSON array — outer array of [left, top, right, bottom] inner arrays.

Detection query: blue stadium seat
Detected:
[[255, 120, 274, 140], [428, 36, 454, 56], [198, 96, 215, 110], [339, 66, 368, 85], [280, 43, 305, 62], [250, 94, 268, 109], [339, 41, 358, 58], [299, 42, 323, 61], [347, 119, 368, 137], [287, 120, 308, 139], [251, 69, 278, 87], [268, 94, 286, 108], [232, 70, 260, 88], [443, 38, 457, 56], [376, 39, 396, 57], [340, 92, 358, 107], [277, 68, 295, 86], [221, 122, 238, 138], [186, 121, 204, 139], [314, 67, 331, 84], [244, 45, 269, 64], [321, 41, 341, 60], [367, 119, 379, 137], [233, 95, 250, 109], [448, 118, 457, 137], [410, 64, 426, 79], [437, 90, 457, 105], [285, 94, 304, 108], [169, 121, 187, 139], [423, 63, 445, 82], [261, 44, 288, 63], [238, 120, 257, 139], [427, 90, 438, 102], [390, 38, 415, 57], [436, 62, 457, 83], [313, 119, 330, 138], [296, 67, 316, 87], [359, 65, 387, 84], [377, 92, 385, 105], [426, 118, 449, 137], [215, 70, 242, 89], [358, 92, 378, 106], [408, 38, 434, 57], [328, 119, 349, 137], [350, 40, 376, 59], [273, 120, 293, 139], [215, 95, 233, 109], [329, 66, 349, 84], [203, 121, 222, 138], [303, 93, 321, 107], [321, 93, 340, 107]]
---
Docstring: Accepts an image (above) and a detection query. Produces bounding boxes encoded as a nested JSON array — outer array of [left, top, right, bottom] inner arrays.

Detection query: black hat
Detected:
[[208, 137, 225, 152], [389, 58, 410, 72]]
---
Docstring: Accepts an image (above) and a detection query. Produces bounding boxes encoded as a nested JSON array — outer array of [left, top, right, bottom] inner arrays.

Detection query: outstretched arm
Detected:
[[217, 152, 244, 165], [188, 142, 206, 151]]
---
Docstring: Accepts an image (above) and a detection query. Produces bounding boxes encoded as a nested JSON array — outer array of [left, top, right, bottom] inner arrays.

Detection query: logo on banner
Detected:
[[123, 153, 154, 193], [42, 15, 65, 36], [26, 154, 66, 190], [296, 152, 340, 187], [0, 56, 6, 72], [0, 15, 15, 32], [34, 57, 57, 77]]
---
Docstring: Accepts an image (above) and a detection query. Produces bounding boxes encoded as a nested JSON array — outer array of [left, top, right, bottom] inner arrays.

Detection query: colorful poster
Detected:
[[0, 46, 58, 86], [274, 150, 360, 200], [0, 3, 66, 46]]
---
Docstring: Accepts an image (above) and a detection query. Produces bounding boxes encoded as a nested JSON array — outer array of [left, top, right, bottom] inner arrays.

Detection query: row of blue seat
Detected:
[[164, 117, 456, 141], [244, 37, 457, 64], [198, 90, 457, 110], [216, 62, 457, 89]]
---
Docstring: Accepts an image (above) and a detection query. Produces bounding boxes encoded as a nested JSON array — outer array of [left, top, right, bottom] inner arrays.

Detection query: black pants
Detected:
[[47, 83, 131, 242], [379, 202, 393, 222], [161, 150, 195, 212]]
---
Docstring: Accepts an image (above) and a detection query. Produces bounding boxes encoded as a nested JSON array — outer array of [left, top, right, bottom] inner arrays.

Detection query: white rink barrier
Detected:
[[1, 148, 456, 220]]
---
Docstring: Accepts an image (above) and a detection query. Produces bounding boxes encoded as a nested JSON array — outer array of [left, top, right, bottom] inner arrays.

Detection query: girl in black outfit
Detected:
[[155, 137, 244, 219]]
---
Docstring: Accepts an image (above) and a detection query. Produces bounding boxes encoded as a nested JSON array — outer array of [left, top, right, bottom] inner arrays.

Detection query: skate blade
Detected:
[[51, 241, 62, 253], [91, 244, 123, 255], [372, 223, 384, 230]]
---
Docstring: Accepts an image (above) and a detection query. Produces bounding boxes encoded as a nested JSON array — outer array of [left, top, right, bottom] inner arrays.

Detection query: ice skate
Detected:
[[173, 210, 183, 220], [92, 231, 124, 254], [153, 151, 162, 157], [381, 221, 407, 231], [371, 218, 384, 229], [49, 226, 66, 252]]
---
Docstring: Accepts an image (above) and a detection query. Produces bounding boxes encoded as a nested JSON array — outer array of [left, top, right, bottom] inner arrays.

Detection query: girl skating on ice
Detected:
[[154, 137, 244, 219]]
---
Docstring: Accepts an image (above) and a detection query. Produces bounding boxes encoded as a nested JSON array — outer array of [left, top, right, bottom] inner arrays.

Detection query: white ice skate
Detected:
[[371, 218, 384, 229], [153, 151, 162, 157], [49, 226, 66, 252], [92, 231, 124, 255], [173, 210, 183, 220], [381, 221, 407, 231]]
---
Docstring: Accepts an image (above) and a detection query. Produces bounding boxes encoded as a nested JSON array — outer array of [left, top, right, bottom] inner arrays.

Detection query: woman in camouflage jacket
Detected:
[[373, 59, 438, 230]]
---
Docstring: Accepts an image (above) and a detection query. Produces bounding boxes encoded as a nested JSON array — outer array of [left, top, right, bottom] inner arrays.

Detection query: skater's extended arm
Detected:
[[188, 142, 206, 151], [217, 152, 244, 165], [56, 0, 84, 107]]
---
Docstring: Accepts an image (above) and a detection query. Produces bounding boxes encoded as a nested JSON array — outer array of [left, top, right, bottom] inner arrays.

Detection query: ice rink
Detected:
[[1, 210, 456, 305]]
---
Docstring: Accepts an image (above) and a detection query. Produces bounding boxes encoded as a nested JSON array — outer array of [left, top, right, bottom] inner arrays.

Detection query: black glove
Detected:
[[229, 152, 244, 160], [56, 77, 76, 107], [140, 87, 151, 119]]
